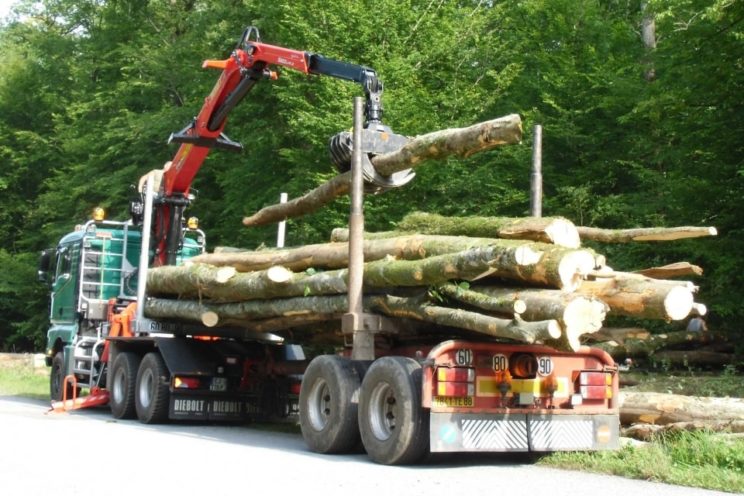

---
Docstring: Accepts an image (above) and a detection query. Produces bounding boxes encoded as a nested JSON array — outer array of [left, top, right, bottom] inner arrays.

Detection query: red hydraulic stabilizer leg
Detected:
[[50, 375, 110, 413]]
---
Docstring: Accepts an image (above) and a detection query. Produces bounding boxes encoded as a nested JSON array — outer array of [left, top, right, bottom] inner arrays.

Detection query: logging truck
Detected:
[[37, 27, 620, 464]]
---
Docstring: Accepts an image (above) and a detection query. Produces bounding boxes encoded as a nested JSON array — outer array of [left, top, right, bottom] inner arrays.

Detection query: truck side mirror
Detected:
[[38, 249, 53, 283]]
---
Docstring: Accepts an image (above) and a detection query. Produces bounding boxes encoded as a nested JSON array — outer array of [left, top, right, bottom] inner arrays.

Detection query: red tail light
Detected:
[[173, 376, 201, 389], [289, 381, 302, 395], [436, 367, 475, 397], [576, 371, 612, 400]]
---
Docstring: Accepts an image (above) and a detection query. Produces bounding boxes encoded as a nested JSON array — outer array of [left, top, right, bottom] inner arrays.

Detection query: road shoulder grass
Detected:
[[540, 371, 744, 493]]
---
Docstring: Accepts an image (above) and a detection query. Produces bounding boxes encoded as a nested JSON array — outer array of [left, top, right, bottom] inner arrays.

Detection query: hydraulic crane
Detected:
[[146, 26, 402, 267]]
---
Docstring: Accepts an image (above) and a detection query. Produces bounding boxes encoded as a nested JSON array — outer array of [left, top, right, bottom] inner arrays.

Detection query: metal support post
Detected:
[[343, 97, 375, 360], [276, 192, 288, 248], [530, 124, 543, 218], [135, 175, 155, 331]]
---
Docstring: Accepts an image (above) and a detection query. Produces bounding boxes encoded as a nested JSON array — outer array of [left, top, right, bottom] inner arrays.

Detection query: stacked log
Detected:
[[143, 114, 715, 354], [144, 213, 711, 353]]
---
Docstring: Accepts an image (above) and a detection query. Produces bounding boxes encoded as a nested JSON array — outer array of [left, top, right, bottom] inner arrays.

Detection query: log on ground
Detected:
[[591, 330, 714, 359], [242, 114, 522, 227], [619, 392, 744, 425]]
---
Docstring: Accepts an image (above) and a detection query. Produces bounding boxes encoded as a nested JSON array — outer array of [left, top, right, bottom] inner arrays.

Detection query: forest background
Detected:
[[0, 0, 741, 352]]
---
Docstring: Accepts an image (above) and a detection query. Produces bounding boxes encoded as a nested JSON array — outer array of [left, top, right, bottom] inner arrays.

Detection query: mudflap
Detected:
[[169, 394, 246, 421], [430, 412, 619, 453]]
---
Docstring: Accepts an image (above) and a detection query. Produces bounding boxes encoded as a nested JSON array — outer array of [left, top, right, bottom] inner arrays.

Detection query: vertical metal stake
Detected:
[[135, 175, 155, 331], [530, 124, 543, 218], [276, 192, 288, 248], [346, 97, 374, 360]]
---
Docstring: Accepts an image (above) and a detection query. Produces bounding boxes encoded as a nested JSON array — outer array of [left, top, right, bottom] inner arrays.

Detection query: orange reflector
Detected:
[[437, 382, 475, 397]]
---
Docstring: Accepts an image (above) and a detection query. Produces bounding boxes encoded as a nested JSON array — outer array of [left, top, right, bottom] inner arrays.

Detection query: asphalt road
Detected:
[[0, 396, 730, 496]]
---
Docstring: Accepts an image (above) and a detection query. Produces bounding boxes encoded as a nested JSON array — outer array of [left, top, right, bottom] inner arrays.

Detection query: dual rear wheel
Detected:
[[299, 355, 429, 465], [109, 351, 169, 424]]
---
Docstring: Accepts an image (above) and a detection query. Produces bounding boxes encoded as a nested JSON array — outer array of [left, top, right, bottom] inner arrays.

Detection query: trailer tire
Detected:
[[50, 351, 78, 401], [135, 352, 170, 424], [109, 352, 140, 419], [358, 357, 429, 465], [299, 355, 362, 454]]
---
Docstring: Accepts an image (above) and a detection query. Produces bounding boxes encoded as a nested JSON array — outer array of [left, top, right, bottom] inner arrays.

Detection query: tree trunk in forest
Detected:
[[190, 234, 529, 272], [634, 262, 703, 279], [577, 272, 695, 320], [149, 242, 597, 301], [641, 1, 657, 82], [242, 114, 522, 227], [335, 212, 581, 248], [619, 392, 744, 425], [471, 286, 608, 350], [576, 225, 717, 243]]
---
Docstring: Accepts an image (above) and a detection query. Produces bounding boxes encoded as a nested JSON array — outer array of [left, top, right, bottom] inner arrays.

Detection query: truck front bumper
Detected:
[[430, 412, 619, 452]]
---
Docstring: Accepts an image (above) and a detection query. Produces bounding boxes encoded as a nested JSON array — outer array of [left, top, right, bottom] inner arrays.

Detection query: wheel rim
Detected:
[[112, 368, 126, 404], [306, 378, 331, 431], [368, 381, 396, 441], [138, 368, 154, 409]]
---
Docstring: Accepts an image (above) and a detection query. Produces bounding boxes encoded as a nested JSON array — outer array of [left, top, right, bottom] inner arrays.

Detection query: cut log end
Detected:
[[664, 285, 694, 321], [214, 266, 237, 284], [544, 218, 581, 249], [266, 265, 293, 283], [558, 251, 596, 292], [201, 311, 220, 327], [513, 299, 527, 315]]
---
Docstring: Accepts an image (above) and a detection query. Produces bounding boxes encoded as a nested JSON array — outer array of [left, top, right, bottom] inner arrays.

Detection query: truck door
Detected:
[[50, 243, 80, 323]]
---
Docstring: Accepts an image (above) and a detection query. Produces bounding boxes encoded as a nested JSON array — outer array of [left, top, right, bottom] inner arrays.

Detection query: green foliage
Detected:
[[0, 0, 741, 350], [542, 431, 744, 492]]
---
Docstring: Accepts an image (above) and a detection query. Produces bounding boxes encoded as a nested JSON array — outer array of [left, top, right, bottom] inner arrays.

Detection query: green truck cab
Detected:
[[39, 216, 203, 400]]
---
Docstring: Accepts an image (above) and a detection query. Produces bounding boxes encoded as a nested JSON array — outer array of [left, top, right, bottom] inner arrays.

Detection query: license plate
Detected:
[[432, 396, 474, 408], [210, 377, 228, 392]]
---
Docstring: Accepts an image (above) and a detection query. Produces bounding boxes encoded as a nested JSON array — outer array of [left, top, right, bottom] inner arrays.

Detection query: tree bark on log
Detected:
[[145, 293, 569, 349], [190, 234, 520, 272], [577, 272, 695, 320], [469, 286, 608, 351], [619, 392, 744, 425], [149, 243, 597, 301], [330, 212, 580, 248], [634, 262, 703, 279], [369, 294, 562, 347], [576, 225, 717, 243], [242, 114, 522, 227], [623, 420, 744, 441], [436, 282, 526, 315]]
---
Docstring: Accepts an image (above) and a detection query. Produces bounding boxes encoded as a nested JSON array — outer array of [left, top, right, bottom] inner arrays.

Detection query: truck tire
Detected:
[[358, 357, 429, 465], [50, 351, 77, 401], [299, 355, 363, 454], [135, 352, 170, 424], [109, 352, 141, 419]]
